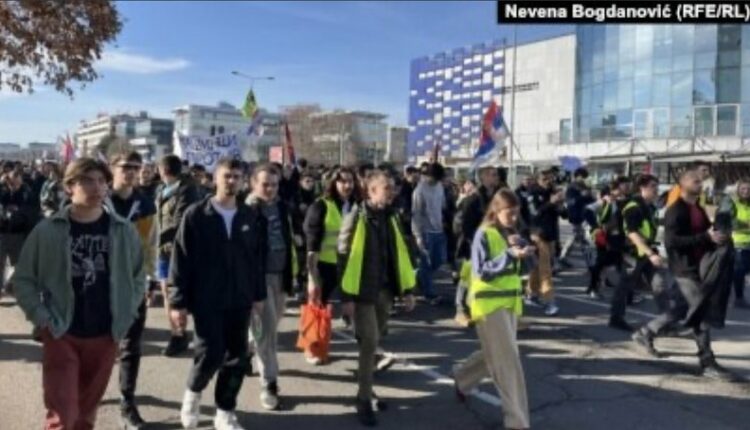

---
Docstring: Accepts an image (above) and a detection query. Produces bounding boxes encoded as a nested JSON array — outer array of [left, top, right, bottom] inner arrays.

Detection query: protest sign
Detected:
[[173, 132, 243, 172]]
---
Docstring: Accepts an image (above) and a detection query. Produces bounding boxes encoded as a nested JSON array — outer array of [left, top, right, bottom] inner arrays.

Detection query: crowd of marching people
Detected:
[[0, 152, 745, 430]]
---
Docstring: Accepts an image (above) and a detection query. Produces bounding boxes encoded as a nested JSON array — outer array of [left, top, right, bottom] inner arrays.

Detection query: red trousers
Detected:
[[42, 332, 117, 430]]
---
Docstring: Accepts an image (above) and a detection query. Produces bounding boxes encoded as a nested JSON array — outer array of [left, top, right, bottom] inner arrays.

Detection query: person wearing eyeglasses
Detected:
[[14, 158, 145, 430], [107, 151, 157, 429]]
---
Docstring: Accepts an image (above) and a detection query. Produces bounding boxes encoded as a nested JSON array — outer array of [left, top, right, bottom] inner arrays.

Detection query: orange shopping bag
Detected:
[[296, 302, 333, 362]]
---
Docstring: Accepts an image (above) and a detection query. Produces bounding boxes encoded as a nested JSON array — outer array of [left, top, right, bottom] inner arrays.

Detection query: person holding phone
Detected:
[[632, 168, 732, 380], [453, 188, 533, 430]]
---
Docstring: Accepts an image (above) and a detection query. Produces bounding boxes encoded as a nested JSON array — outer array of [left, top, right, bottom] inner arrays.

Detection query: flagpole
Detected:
[[281, 120, 286, 165], [508, 24, 518, 188]]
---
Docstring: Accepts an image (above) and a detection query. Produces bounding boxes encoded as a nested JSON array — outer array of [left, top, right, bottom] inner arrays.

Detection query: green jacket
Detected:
[[13, 206, 145, 340]]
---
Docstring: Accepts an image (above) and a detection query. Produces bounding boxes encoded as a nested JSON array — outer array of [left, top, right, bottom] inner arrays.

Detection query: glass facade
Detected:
[[575, 24, 750, 143]]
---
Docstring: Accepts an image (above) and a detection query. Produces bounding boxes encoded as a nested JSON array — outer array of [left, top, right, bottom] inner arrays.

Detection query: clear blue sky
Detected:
[[0, 1, 570, 144]]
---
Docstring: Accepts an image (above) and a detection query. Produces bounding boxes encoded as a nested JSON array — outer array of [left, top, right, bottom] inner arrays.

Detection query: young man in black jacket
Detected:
[[109, 152, 157, 429], [157, 155, 201, 357], [632, 169, 731, 380], [587, 177, 629, 299], [608, 174, 667, 332], [525, 169, 565, 316], [170, 158, 267, 430], [561, 168, 595, 263], [339, 170, 417, 427]]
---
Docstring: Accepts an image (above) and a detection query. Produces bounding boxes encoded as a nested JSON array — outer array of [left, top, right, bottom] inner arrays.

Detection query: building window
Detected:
[[651, 74, 670, 107], [717, 67, 740, 103], [218, 126, 225, 134], [694, 25, 717, 53], [694, 106, 715, 136], [634, 110, 650, 138], [717, 105, 738, 135], [671, 72, 692, 107], [693, 69, 716, 104], [210, 125, 216, 136], [671, 107, 693, 138], [741, 104, 750, 136], [559, 119, 572, 144], [653, 108, 670, 138]]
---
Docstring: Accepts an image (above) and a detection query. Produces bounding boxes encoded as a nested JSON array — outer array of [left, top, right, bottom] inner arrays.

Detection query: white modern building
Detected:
[[501, 34, 576, 168], [75, 113, 140, 156]]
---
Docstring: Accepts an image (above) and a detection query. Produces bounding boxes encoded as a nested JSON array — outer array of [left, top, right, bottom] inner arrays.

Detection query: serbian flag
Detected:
[[472, 100, 507, 168], [284, 122, 296, 165], [60, 133, 76, 163]]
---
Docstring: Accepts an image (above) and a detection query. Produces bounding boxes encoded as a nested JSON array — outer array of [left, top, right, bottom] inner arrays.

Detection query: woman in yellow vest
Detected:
[[303, 166, 360, 364], [453, 188, 534, 430], [339, 170, 417, 427]]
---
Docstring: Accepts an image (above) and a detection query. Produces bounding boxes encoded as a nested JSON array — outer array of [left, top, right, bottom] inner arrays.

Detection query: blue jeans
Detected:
[[418, 232, 447, 299], [733, 248, 750, 300]]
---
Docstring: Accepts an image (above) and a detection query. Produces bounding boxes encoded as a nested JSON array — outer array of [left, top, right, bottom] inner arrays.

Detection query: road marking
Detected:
[[331, 329, 503, 407], [556, 292, 750, 328]]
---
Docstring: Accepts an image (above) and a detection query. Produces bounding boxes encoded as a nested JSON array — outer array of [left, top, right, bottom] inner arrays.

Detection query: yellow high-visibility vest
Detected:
[[622, 200, 656, 257], [341, 212, 415, 296], [469, 227, 523, 321], [732, 198, 750, 248], [319, 198, 342, 264]]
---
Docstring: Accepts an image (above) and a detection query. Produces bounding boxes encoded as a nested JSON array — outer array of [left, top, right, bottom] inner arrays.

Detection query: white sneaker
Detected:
[[305, 354, 322, 365], [214, 409, 245, 430], [544, 302, 560, 316], [260, 382, 280, 410], [180, 390, 201, 429]]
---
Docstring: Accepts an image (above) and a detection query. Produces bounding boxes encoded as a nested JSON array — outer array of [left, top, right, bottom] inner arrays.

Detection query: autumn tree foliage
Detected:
[[0, 0, 121, 96]]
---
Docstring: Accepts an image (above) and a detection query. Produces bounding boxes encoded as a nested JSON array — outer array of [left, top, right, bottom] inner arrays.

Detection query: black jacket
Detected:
[[664, 197, 714, 278], [156, 175, 200, 256], [304, 196, 352, 254], [246, 195, 296, 295], [454, 187, 493, 260], [0, 183, 40, 234], [168, 198, 267, 314], [526, 184, 563, 242], [337, 203, 416, 304]]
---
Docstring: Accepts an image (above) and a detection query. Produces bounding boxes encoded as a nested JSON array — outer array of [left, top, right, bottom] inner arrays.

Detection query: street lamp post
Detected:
[[230, 71, 275, 89]]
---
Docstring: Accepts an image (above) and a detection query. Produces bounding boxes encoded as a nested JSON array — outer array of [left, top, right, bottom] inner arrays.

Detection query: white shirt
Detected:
[[210, 199, 237, 238]]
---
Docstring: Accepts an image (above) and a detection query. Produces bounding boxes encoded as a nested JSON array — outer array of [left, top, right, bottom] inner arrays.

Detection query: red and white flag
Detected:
[[60, 133, 76, 163], [284, 122, 296, 166]]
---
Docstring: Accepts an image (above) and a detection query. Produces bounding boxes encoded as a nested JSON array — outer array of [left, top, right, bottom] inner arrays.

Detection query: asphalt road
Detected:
[[1, 245, 750, 429]]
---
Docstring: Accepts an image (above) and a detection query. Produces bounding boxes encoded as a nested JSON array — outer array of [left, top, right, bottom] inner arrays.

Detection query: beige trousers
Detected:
[[528, 237, 555, 302], [454, 308, 530, 429]]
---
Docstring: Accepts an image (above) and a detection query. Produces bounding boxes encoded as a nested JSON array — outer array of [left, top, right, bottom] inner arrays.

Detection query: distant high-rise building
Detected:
[[387, 126, 408, 166]]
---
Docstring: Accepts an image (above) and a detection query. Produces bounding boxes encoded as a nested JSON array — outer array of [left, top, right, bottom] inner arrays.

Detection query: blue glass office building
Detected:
[[575, 24, 750, 143], [409, 25, 750, 167], [408, 41, 507, 163]]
